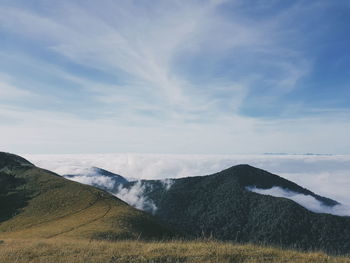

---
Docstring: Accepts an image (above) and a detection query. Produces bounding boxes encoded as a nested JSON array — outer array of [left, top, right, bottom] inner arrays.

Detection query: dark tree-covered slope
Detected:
[[123, 165, 350, 254]]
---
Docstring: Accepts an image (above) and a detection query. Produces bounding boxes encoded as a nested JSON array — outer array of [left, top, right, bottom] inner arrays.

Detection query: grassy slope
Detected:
[[0, 153, 170, 240], [0, 238, 349, 263]]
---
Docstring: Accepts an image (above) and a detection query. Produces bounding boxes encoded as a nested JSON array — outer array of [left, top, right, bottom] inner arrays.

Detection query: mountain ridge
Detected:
[[64, 166, 128, 192], [216, 164, 339, 206], [0, 152, 172, 241], [118, 164, 350, 254], [2, 152, 350, 254]]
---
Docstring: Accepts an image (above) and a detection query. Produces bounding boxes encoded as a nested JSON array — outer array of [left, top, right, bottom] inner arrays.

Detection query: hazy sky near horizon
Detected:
[[1, 0, 350, 154]]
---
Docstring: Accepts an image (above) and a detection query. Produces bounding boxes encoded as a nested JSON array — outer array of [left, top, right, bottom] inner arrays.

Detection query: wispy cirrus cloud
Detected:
[[0, 74, 36, 101], [0, 0, 310, 112], [0, 0, 349, 154]]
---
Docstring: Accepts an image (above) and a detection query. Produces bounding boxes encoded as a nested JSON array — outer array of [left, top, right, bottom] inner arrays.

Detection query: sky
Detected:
[[1, 0, 350, 154]]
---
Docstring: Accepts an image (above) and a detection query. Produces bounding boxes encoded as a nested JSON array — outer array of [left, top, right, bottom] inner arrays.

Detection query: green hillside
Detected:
[[0, 152, 171, 240], [123, 165, 350, 254]]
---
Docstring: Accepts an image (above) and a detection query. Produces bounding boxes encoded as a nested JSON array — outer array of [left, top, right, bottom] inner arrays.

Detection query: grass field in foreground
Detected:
[[0, 238, 349, 263]]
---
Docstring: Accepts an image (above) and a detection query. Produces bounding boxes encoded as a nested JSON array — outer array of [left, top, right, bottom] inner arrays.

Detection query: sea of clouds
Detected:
[[24, 153, 350, 216]]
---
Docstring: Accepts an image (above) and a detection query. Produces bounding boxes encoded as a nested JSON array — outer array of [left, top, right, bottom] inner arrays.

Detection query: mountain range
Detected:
[[1, 152, 350, 255], [120, 165, 350, 254], [65, 162, 350, 254]]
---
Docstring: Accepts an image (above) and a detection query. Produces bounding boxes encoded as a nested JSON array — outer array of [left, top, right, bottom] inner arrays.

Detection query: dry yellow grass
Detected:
[[0, 238, 349, 263]]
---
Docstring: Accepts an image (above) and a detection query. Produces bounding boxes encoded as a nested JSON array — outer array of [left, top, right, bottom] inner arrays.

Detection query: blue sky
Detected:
[[0, 0, 350, 154]]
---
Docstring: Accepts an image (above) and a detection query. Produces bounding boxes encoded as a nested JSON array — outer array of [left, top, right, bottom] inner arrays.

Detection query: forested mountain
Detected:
[[3, 151, 349, 255], [122, 165, 350, 254]]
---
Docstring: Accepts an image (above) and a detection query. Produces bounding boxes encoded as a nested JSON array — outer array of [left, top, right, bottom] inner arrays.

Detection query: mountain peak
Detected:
[[217, 164, 339, 207], [0, 152, 34, 169]]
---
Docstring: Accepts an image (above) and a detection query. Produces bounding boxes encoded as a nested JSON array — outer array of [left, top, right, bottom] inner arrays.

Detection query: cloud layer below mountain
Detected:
[[25, 153, 350, 215]]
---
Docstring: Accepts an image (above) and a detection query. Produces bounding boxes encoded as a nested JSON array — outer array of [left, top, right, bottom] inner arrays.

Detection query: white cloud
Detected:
[[0, 1, 223, 109], [0, 1, 349, 155], [0, 74, 35, 100], [67, 174, 116, 191], [62, 167, 117, 190], [0, 0, 310, 114], [246, 186, 350, 217], [161, 179, 175, 191], [115, 181, 157, 214]]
